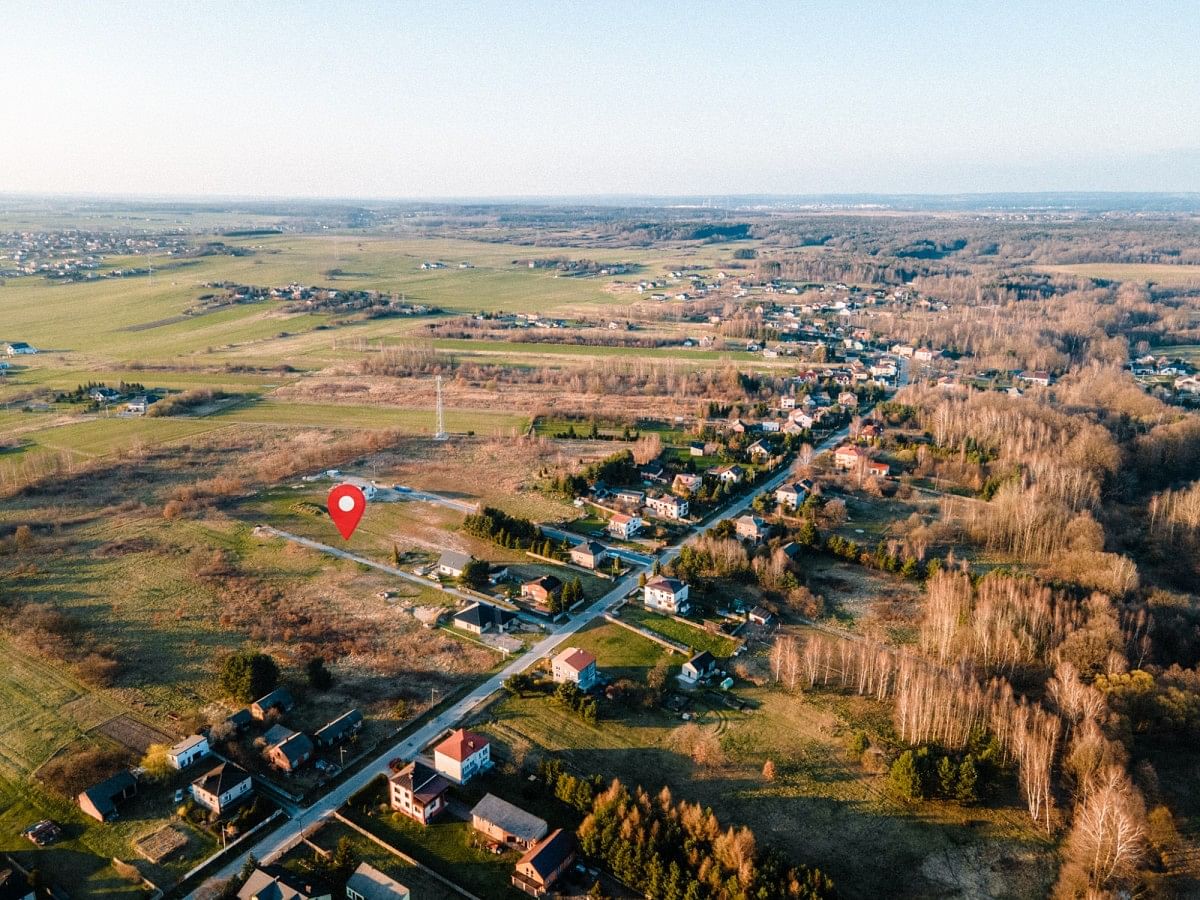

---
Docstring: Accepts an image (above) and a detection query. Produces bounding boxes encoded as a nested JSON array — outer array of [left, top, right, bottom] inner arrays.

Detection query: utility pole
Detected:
[[433, 375, 448, 441]]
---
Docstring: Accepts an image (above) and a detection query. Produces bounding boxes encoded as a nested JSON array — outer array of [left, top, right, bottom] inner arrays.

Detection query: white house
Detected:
[[437, 550, 472, 579], [680, 651, 717, 684], [735, 514, 768, 543], [775, 480, 813, 510], [645, 493, 688, 520], [433, 728, 491, 784], [166, 734, 210, 770], [551, 646, 598, 691], [190, 762, 253, 814], [608, 512, 642, 539], [713, 465, 745, 484], [5, 342, 37, 355], [672, 473, 702, 496], [644, 576, 690, 614]]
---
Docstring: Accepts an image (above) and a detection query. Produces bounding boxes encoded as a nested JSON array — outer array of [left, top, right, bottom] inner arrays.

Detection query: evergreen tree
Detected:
[[889, 750, 923, 800], [956, 755, 979, 803]]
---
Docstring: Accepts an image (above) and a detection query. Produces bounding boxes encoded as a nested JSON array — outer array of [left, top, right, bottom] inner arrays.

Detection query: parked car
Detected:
[[23, 820, 61, 846]]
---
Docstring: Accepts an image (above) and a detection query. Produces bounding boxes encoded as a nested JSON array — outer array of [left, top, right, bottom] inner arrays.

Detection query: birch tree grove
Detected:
[[1065, 767, 1148, 890]]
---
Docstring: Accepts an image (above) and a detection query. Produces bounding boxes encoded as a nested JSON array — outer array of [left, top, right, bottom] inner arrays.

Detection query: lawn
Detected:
[[286, 819, 462, 900], [211, 398, 528, 435], [345, 778, 527, 899], [619, 605, 738, 657], [475, 648, 1055, 900], [1038, 263, 1200, 286]]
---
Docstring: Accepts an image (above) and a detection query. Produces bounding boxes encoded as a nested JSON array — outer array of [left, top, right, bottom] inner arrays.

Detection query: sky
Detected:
[[2, 0, 1199, 199]]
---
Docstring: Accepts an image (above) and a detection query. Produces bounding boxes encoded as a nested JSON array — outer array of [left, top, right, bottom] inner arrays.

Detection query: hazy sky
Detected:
[[2, 1, 1198, 198]]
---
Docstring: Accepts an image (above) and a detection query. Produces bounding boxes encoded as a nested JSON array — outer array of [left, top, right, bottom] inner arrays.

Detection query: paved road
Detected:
[[193, 563, 644, 892]]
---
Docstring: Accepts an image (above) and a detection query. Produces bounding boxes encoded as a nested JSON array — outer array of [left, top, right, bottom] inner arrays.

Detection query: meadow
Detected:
[[1039, 262, 1200, 286], [475, 620, 1055, 900]]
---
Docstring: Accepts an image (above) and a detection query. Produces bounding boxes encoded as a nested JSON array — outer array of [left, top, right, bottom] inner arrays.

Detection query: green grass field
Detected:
[[475, 620, 1053, 900], [1039, 263, 1200, 286], [212, 398, 528, 433], [620, 605, 738, 656]]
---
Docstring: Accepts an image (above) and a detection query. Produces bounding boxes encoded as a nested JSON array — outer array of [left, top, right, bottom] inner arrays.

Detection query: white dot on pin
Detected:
[[338, 495, 356, 512]]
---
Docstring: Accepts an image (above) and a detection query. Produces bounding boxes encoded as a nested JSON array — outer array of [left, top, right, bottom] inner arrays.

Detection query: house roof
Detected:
[[79, 768, 137, 816], [610, 512, 637, 524], [646, 575, 685, 593], [263, 724, 294, 746], [0, 868, 35, 900], [573, 541, 606, 558], [344, 863, 409, 900], [525, 574, 562, 592], [454, 602, 516, 629], [169, 734, 207, 756], [252, 687, 294, 711], [227, 708, 253, 728], [314, 708, 362, 744], [686, 650, 716, 672], [435, 728, 490, 763], [271, 732, 313, 767], [193, 762, 251, 796], [517, 828, 575, 881], [391, 761, 451, 802], [470, 793, 549, 844], [553, 646, 596, 673], [238, 865, 330, 900], [778, 481, 810, 496], [750, 605, 774, 620], [438, 550, 472, 570]]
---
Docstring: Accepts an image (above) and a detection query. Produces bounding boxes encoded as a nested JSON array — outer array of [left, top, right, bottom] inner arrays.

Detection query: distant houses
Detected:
[[78, 770, 138, 822], [4, 342, 37, 356], [551, 646, 598, 691], [433, 728, 491, 784], [190, 762, 253, 815]]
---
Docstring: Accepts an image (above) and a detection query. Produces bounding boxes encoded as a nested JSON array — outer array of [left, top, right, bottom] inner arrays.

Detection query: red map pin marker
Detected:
[[327, 484, 367, 540]]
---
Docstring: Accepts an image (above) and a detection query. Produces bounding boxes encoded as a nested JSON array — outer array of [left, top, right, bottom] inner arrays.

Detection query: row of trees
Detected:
[[461, 505, 542, 549], [577, 780, 834, 900]]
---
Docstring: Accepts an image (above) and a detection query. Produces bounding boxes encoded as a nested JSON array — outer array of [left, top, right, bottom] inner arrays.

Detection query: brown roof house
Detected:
[[389, 761, 450, 825], [512, 829, 576, 897], [551, 647, 598, 691], [264, 726, 314, 774]]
